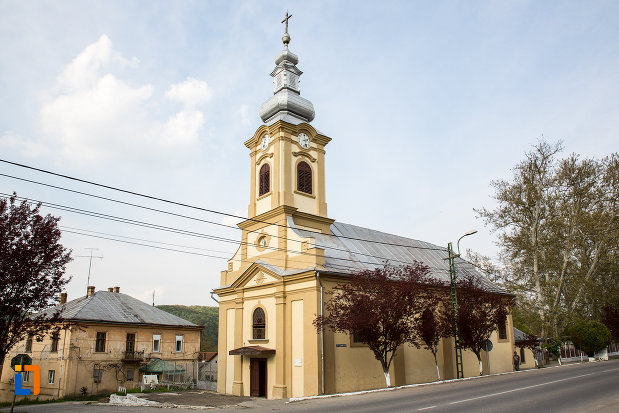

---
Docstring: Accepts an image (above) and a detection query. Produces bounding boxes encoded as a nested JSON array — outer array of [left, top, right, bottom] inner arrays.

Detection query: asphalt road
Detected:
[[3, 360, 617, 412], [276, 361, 619, 413]]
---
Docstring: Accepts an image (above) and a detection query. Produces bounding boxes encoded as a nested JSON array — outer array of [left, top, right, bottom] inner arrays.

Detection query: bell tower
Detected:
[[245, 16, 331, 229]]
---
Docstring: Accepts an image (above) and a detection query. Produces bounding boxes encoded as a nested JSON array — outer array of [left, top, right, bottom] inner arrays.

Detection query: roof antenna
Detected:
[[75, 248, 103, 293], [152, 290, 155, 307]]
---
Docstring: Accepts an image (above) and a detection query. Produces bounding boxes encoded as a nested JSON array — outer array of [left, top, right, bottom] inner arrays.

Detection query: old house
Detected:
[[0, 287, 202, 401], [214, 22, 516, 399]]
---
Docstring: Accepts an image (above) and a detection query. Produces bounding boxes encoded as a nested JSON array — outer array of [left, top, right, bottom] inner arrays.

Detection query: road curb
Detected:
[[288, 361, 584, 403]]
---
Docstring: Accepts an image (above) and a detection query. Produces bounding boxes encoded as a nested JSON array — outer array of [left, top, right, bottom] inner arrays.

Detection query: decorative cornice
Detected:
[[238, 205, 298, 229], [292, 151, 316, 162], [293, 210, 335, 227], [257, 153, 274, 164]]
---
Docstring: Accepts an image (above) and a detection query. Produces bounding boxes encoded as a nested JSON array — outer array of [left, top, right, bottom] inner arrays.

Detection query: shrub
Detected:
[[567, 320, 611, 357]]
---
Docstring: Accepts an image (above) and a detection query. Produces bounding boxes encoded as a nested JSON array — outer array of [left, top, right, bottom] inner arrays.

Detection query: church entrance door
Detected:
[[250, 358, 267, 397]]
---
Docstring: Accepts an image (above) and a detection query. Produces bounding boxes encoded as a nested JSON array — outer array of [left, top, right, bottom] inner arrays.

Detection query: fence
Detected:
[[559, 341, 619, 362], [157, 360, 217, 391]]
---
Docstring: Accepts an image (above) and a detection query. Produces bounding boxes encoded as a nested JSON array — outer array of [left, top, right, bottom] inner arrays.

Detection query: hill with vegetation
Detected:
[[156, 305, 218, 352]]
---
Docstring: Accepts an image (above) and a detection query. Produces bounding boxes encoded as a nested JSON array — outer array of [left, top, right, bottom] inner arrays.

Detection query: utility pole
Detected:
[[447, 242, 464, 379], [75, 248, 103, 290], [445, 230, 478, 379]]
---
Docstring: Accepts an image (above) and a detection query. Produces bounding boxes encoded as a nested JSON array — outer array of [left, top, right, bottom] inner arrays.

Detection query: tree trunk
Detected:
[[478, 358, 483, 376], [432, 352, 440, 381], [551, 222, 573, 336], [383, 368, 392, 387]]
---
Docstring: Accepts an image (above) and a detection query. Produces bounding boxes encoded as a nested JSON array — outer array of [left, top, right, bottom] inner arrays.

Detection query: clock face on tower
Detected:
[[297, 133, 310, 149], [260, 135, 270, 150]]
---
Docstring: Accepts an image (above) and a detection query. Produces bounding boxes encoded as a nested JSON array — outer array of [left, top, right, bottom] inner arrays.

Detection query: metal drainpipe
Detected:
[[210, 292, 220, 304], [57, 327, 67, 398], [316, 271, 325, 395]]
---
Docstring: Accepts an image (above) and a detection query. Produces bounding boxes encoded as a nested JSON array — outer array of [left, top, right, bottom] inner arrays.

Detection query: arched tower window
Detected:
[[253, 307, 266, 339], [259, 164, 270, 196], [297, 161, 312, 194]]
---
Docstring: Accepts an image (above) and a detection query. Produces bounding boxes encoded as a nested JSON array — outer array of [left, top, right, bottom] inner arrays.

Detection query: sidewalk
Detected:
[[112, 390, 286, 410]]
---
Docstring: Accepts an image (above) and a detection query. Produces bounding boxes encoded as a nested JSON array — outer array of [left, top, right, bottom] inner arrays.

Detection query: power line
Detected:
[[1, 191, 451, 271], [6, 192, 452, 273], [0, 159, 446, 252]]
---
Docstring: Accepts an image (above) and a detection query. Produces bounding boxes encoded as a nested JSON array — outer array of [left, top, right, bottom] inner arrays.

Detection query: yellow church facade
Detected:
[[214, 21, 516, 399]]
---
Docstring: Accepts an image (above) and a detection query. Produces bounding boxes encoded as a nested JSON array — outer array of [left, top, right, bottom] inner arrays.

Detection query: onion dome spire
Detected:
[[258, 13, 315, 125]]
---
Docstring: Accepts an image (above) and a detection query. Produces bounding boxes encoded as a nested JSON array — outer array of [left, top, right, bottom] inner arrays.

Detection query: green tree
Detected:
[[567, 320, 611, 356], [477, 142, 618, 338], [157, 305, 218, 351]]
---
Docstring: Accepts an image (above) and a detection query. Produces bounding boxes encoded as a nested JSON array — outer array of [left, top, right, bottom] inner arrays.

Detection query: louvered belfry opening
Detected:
[[253, 307, 266, 339], [259, 163, 270, 196], [297, 161, 312, 194]]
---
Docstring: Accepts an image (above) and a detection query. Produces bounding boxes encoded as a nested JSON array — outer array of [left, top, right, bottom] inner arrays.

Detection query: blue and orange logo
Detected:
[[14, 365, 40, 396]]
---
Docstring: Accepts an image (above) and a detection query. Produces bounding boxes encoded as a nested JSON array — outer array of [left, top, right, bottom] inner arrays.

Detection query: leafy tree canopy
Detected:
[[157, 305, 218, 352], [567, 319, 611, 356], [476, 142, 618, 338], [0, 194, 72, 369], [314, 263, 444, 387]]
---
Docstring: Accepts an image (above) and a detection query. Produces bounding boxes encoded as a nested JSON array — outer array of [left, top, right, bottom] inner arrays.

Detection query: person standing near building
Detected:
[[513, 351, 521, 371]]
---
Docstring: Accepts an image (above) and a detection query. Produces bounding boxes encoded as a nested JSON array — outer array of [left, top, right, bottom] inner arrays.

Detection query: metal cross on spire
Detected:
[[282, 12, 292, 33]]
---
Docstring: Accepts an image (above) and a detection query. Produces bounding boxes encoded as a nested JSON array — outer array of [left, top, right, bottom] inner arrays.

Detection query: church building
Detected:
[[214, 18, 516, 399]]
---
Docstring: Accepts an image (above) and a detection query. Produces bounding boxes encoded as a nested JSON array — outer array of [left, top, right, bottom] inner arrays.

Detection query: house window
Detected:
[[48, 370, 55, 384], [259, 163, 270, 196], [153, 334, 161, 352], [126, 368, 135, 381], [253, 308, 266, 340], [498, 318, 507, 340], [175, 335, 183, 352], [25, 335, 33, 353], [520, 347, 526, 363], [51, 332, 59, 352], [93, 369, 103, 383], [95, 332, 106, 352], [126, 333, 136, 353], [352, 332, 363, 343], [297, 161, 312, 194]]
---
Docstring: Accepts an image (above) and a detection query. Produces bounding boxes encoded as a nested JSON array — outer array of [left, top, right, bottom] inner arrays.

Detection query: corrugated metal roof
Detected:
[[291, 220, 506, 294], [39, 291, 198, 327]]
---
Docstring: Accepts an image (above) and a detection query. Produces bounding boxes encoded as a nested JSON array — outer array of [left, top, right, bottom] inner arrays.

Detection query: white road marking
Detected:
[[417, 406, 437, 410], [449, 367, 619, 405]]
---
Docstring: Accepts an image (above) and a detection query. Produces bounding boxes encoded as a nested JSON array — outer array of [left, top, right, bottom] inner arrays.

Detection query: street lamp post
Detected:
[[446, 230, 477, 379]]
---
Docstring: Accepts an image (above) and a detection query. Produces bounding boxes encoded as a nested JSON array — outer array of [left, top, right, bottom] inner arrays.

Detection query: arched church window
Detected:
[[259, 164, 270, 196], [297, 161, 312, 194], [253, 307, 266, 340]]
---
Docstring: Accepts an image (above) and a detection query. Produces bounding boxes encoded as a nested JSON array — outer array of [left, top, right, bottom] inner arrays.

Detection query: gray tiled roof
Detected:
[[39, 291, 198, 327], [290, 220, 506, 294]]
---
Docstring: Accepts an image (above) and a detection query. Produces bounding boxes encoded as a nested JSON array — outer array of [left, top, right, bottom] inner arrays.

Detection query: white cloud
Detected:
[[165, 77, 212, 108], [31, 35, 210, 164], [0, 131, 46, 157], [161, 109, 204, 145], [57, 35, 138, 93]]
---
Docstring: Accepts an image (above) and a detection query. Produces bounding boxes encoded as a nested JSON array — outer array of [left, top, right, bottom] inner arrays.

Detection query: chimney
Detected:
[[87, 286, 95, 297], [107, 287, 113, 292], [113, 286, 120, 293], [59, 292, 67, 305]]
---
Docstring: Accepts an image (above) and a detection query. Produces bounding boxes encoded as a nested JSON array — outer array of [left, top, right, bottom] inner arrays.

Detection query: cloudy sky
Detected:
[[1, 1, 617, 305]]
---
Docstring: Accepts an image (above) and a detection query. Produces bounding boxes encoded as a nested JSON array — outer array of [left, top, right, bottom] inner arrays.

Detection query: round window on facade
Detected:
[[257, 236, 268, 249]]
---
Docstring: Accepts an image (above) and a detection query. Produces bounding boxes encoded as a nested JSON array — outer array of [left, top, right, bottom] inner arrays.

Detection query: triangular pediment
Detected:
[[230, 262, 282, 289]]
